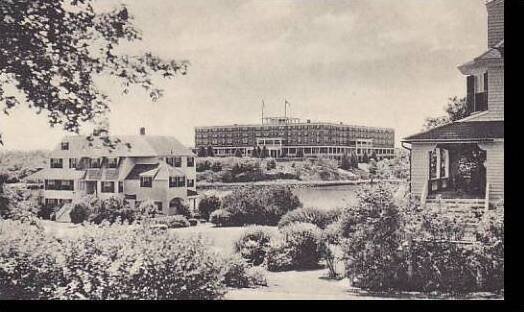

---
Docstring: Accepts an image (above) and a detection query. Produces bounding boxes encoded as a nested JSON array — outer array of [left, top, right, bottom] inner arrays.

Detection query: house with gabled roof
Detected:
[[402, 0, 504, 211], [29, 128, 197, 220]]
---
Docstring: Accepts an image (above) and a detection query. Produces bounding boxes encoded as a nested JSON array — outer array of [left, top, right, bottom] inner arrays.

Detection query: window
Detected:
[[45, 179, 74, 191], [101, 181, 115, 193], [187, 157, 194, 167], [69, 158, 77, 169], [106, 157, 118, 168], [187, 179, 195, 187], [140, 176, 153, 188], [118, 181, 124, 193], [166, 157, 182, 167], [169, 176, 185, 188], [61, 142, 69, 150], [88, 158, 101, 168], [50, 158, 63, 168]]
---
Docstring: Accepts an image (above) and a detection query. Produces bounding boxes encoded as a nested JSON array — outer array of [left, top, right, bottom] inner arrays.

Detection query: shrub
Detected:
[[154, 215, 190, 228], [209, 209, 233, 227], [198, 195, 221, 220], [0, 220, 64, 299], [169, 198, 192, 218], [221, 186, 302, 226], [221, 255, 268, 288], [265, 239, 294, 272], [87, 196, 136, 224], [0, 220, 227, 300], [245, 266, 268, 287], [279, 222, 324, 270], [221, 255, 252, 288], [277, 206, 340, 229], [137, 200, 160, 219], [234, 226, 276, 266], [188, 218, 198, 226], [69, 202, 91, 224]]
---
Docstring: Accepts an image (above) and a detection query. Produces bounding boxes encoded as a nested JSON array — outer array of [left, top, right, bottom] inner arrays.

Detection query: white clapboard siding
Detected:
[[410, 143, 435, 197], [481, 141, 504, 201]]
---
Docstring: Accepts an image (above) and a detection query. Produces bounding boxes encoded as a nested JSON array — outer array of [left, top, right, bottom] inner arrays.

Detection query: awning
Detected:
[[187, 189, 199, 197]]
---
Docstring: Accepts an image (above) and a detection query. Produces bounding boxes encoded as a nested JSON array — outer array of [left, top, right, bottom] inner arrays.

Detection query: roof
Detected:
[[51, 135, 194, 158], [125, 164, 160, 180], [26, 169, 86, 181], [458, 40, 504, 75], [402, 121, 504, 143]]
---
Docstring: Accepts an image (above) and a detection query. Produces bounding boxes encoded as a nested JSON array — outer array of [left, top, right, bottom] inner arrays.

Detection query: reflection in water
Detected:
[[291, 185, 359, 210]]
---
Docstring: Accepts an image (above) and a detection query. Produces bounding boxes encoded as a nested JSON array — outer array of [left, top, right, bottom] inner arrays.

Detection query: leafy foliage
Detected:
[[218, 186, 302, 226], [0, 220, 227, 299], [198, 195, 221, 221], [0, 0, 188, 144], [277, 206, 341, 230], [234, 226, 277, 266], [153, 215, 190, 228], [423, 97, 468, 130]]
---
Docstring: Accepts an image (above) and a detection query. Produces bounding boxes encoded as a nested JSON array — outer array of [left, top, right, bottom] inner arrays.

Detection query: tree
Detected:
[[251, 146, 259, 158], [350, 151, 358, 168], [423, 97, 468, 130], [340, 153, 352, 170], [0, 0, 188, 145], [207, 146, 215, 157], [198, 195, 221, 221], [362, 152, 369, 163], [261, 146, 268, 159], [0, 172, 10, 218], [368, 159, 377, 176], [197, 146, 207, 157]]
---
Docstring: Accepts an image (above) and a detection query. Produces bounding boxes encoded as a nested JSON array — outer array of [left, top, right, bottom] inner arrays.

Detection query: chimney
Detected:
[[139, 127, 146, 136], [486, 0, 504, 48]]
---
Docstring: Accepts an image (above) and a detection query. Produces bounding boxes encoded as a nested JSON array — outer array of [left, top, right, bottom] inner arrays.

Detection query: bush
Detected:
[[234, 226, 276, 266], [87, 196, 137, 224], [188, 218, 198, 226], [339, 182, 504, 293], [0, 220, 64, 299], [209, 209, 233, 227], [69, 202, 90, 224], [220, 186, 302, 226], [265, 239, 294, 272], [154, 215, 190, 228], [278, 206, 340, 230], [221, 255, 268, 288], [221, 255, 252, 288], [279, 222, 324, 270], [169, 198, 192, 218], [198, 195, 221, 220], [0, 220, 227, 300], [137, 200, 160, 219]]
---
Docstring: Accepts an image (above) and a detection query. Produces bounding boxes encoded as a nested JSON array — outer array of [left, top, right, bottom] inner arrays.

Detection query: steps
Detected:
[[54, 204, 73, 223], [425, 198, 486, 238]]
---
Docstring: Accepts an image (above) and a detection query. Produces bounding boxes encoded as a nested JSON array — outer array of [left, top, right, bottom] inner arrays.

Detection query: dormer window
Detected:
[[140, 176, 152, 188], [61, 142, 69, 150]]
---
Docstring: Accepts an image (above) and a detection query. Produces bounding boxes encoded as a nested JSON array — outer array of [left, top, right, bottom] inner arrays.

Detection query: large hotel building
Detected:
[[195, 117, 395, 161]]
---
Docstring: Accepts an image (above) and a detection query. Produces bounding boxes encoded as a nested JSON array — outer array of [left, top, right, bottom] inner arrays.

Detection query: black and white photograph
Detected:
[[0, 0, 505, 301]]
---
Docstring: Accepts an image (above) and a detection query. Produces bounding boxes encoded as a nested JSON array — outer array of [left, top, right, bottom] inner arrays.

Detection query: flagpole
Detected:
[[261, 100, 265, 124]]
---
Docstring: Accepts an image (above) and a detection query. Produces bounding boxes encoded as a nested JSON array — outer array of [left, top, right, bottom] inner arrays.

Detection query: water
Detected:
[[201, 184, 361, 211], [291, 184, 360, 210]]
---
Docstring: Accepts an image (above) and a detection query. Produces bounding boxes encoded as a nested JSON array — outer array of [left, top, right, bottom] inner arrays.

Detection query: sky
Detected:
[[0, 0, 488, 151]]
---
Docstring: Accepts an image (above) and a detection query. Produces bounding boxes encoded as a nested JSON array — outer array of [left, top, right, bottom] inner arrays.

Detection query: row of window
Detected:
[[139, 176, 195, 188], [196, 125, 393, 133], [165, 156, 194, 167], [50, 157, 118, 169], [44, 179, 74, 191]]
